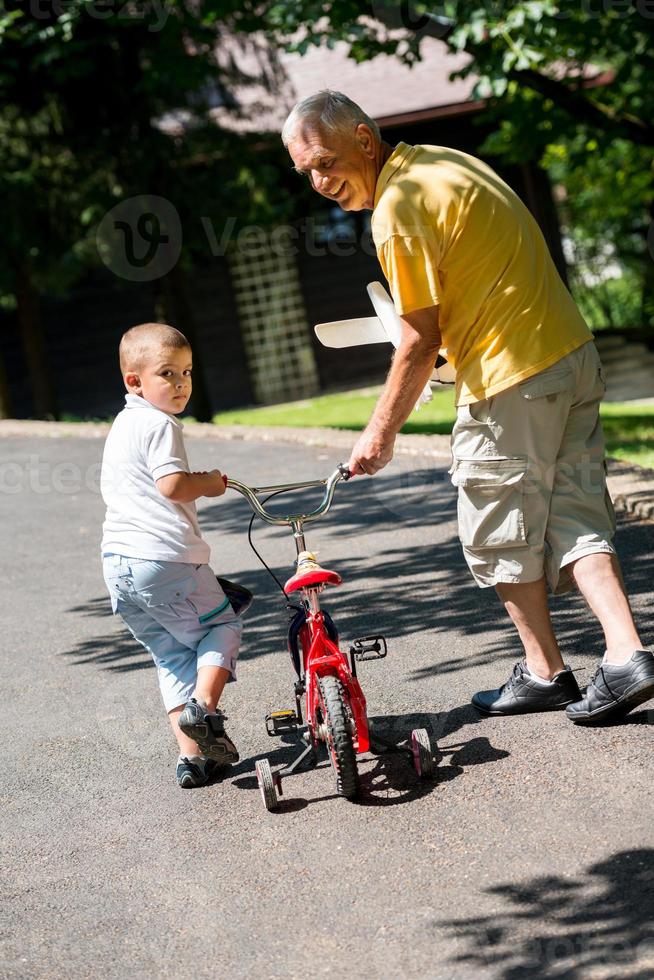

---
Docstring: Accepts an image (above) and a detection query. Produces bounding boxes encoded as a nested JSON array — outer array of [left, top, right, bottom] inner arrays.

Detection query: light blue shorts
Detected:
[[102, 555, 242, 712]]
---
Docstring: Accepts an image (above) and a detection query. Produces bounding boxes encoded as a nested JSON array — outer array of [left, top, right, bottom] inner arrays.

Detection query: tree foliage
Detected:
[[0, 0, 652, 417], [0, 0, 301, 416], [262, 1, 654, 148], [260, 0, 654, 326]]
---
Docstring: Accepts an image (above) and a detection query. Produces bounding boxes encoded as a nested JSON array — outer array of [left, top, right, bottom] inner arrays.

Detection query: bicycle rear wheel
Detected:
[[318, 674, 359, 799]]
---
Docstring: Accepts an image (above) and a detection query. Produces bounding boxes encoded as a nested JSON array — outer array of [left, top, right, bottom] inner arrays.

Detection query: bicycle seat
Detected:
[[285, 551, 342, 593]]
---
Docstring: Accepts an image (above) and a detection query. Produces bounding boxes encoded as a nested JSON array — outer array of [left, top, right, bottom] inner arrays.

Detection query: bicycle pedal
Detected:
[[265, 709, 300, 737], [350, 636, 388, 662]]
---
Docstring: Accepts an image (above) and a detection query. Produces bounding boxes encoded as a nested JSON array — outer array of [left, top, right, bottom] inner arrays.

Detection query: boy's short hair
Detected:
[[119, 323, 190, 375]]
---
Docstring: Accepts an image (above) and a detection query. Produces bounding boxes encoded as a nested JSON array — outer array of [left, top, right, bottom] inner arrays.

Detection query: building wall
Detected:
[[1, 111, 568, 418], [297, 224, 392, 391], [0, 261, 252, 419]]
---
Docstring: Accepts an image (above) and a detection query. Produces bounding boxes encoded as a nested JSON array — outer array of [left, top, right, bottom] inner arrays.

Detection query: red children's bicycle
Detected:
[[227, 464, 435, 811]]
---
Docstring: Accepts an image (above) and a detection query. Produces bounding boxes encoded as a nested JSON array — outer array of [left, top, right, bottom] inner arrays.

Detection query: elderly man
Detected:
[[282, 90, 654, 724]]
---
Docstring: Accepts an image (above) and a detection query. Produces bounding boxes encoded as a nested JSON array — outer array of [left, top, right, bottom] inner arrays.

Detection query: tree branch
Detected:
[[510, 67, 654, 147]]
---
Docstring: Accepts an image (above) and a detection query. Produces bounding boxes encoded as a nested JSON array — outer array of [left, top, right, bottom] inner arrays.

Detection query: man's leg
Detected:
[[564, 551, 654, 724], [468, 574, 581, 715], [495, 575, 565, 679], [451, 353, 586, 715], [569, 552, 642, 664]]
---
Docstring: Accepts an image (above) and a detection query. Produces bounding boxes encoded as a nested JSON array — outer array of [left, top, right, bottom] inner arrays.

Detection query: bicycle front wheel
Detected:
[[318, 674, 359, 799]]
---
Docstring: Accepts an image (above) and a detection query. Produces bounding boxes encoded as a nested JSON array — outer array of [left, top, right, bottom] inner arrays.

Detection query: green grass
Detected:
[[213, 386, 654, 469], [599, 402, 654, 469], [213, 386, 458, 435]]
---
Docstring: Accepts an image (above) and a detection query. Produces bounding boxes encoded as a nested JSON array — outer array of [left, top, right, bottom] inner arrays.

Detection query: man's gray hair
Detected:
[[281, 90, 381, 147]]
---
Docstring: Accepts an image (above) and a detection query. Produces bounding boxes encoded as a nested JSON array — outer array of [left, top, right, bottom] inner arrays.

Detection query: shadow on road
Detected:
[[226, 707, 509, 811], [64, 476, 654, 699], [438, 848, 654, 978]]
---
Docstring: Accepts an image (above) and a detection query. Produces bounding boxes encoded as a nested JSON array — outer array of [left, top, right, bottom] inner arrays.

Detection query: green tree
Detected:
[[263, 1, 653, 146], [542, 135, 653, 328], [262, 0, 654, 324], [0, 1, 296, 418]]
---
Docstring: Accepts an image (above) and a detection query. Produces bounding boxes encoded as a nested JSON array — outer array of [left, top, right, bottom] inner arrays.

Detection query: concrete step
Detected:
[[598, 343, 653, 365], [604, 383, 654, 402], [594, 335, 628, 351], [593, 334, 654, 400], [604, 362, 654, 380]]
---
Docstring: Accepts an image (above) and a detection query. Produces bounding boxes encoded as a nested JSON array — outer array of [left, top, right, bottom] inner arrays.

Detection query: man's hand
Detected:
[[348, 426, 395, 476]]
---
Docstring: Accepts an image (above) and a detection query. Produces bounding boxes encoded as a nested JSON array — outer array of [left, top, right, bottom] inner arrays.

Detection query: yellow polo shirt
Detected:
[[371, 143, 592, 405]]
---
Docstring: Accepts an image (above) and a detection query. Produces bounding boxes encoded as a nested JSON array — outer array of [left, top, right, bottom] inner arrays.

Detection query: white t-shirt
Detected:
[[101, 394, 210, 563]]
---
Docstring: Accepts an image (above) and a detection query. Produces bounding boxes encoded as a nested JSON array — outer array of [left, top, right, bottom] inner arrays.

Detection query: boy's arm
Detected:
[[156, 469, 226, 504]]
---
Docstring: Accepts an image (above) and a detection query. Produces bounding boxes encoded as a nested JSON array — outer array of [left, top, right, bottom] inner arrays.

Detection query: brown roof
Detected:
[[206, 35, 477, 134]]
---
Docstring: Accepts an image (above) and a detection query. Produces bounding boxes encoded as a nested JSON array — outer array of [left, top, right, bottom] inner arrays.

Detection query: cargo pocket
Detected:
[[128, 560, 197, 608], [451, 457, 529, 550], [518, 362, 574, 401]]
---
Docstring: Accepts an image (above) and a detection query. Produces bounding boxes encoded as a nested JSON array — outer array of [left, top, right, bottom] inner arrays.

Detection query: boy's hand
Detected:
[[203, 469, 227, 497]]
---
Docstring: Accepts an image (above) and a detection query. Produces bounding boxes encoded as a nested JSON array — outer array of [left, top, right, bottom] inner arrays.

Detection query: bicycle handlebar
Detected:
[[226, 464, 351, 527]]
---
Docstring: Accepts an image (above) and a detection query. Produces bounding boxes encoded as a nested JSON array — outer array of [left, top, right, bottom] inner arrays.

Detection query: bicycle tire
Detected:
[[318, 674, 359, 799], [411, 728, 434, 780], [255, 758, 278, 811]]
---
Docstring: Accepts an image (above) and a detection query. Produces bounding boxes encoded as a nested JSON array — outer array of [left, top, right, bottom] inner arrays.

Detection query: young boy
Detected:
[[101, 322, 242, 789]]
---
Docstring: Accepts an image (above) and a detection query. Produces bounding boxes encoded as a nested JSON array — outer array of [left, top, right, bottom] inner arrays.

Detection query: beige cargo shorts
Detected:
[[449, 341, 616, 594]]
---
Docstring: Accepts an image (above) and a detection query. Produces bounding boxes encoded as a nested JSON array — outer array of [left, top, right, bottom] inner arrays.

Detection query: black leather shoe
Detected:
[[565, 650, 654, 724], [472, 661, 582, 716]]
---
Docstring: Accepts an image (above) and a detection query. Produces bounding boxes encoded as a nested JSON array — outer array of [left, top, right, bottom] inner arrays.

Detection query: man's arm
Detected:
[[348, 305, 441, 475]]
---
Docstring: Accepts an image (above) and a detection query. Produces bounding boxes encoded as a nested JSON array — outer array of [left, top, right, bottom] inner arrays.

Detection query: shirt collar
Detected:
[[124, 393, 183, 428], [374, 142, 415, 209]]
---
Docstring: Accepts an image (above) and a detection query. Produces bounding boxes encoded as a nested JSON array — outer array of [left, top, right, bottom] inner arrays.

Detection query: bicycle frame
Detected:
[[226, 466, 369, 753], [302, 597, 370, 756], [229, 465, 434, 809]]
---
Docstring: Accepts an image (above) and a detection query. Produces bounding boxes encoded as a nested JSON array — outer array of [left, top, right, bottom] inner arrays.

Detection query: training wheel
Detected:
[[255, 758, 279, 811], [411, 728, 434, 779]]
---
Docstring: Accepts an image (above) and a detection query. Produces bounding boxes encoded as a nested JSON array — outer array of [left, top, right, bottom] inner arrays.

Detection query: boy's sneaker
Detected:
[[178, 698, 239, 765], [176, 755, 222, 789], [472, 660, 582, 715], [566, 650, 654, 724]]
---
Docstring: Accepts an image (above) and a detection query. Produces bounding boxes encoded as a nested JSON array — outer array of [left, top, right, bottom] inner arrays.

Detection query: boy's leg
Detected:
[[128, 565, 243, 761], [168, 703, 205, 758], [193, 665, 232, 712], [175, 632, 241, 764], [105, 558, 240, 782], [113, 600, 202, 754], [143, 566, 242, 705]]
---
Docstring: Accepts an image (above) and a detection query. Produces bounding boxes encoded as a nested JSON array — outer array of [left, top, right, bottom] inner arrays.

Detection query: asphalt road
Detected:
[[2, 432, 653, 980]]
